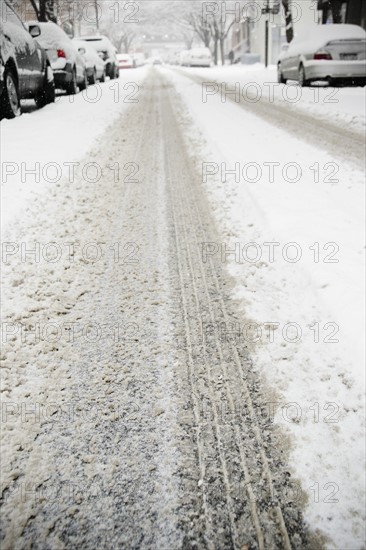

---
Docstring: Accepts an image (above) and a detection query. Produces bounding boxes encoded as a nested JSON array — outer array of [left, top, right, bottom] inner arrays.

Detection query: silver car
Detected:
[[278, 24, 366, 87], [80, 35, 119, 79], [73, 38, 106, 84]]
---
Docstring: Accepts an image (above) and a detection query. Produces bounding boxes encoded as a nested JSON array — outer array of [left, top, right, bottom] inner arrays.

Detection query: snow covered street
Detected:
[[1, 64, 365, 549]]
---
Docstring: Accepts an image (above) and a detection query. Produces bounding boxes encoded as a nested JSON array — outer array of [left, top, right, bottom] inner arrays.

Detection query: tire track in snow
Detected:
[[159, 68, 325, 549], [174, 67, 365, 170]]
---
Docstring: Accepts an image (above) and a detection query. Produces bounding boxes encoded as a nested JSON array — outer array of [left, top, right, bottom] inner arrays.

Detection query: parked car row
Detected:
[[0, 1, 119, 119], [116, 53, 147, 70], [277, 24, 366, 87]]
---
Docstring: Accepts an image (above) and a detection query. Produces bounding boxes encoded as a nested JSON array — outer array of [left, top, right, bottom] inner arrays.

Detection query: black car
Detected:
[[0, 2, 55, 119]]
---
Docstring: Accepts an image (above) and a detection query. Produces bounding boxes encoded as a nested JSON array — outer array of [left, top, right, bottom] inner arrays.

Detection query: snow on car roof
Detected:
[[298, 23, 365, 40], [190, 47, 211, 55], [287, 24, 366, 56], [27, 20, 70, 46], [72, 38, 96, 53], [79, 35, 115, 52]]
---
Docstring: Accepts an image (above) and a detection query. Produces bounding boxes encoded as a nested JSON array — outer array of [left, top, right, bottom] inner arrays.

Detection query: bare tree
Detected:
[[199, 1, 237, 65], [281, 0, 294, 42], [329, 0, 343, 23], [99, 0, 140, 52], [187, 8, 212, 48], [116, 29, 136, 53], [27, 0, 56, 21]]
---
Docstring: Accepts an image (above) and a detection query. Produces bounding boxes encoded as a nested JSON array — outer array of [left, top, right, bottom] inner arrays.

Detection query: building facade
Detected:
[[317, 0, 366, 28], [229, 0, 366, 65]]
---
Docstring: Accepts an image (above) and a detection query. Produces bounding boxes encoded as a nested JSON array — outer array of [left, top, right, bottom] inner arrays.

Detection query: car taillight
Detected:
[[314, 51, 332, 60], [57, 49, 66, 58]]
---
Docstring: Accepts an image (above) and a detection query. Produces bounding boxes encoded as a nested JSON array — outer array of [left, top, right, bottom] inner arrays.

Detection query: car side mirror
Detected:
[[29, 25, 40, 38], [78, 47, 86, 55]]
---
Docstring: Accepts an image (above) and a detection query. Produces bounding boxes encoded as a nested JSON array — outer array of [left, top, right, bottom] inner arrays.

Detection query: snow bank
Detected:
[[1, 68, 148, 230]]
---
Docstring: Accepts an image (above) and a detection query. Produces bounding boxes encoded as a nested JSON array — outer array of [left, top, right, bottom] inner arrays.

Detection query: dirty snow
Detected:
[[162, 66, 366, 549], [1, 63, 365, 549]]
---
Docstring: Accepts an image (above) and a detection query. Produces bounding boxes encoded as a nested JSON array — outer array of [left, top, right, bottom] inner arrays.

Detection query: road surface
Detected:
[[2, 66, 364, 549]]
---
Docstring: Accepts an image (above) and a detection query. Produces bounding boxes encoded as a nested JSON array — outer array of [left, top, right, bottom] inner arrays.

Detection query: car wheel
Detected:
[[66, 68, 78, 95], [35, 65, 55, 108], [277, 63, 286, 84], [298, 65, 309, 87], [0, 68, 21, 119], [100, 70, 106, 83], [89, 68, 96, 85], [79, 70, 88, 91]]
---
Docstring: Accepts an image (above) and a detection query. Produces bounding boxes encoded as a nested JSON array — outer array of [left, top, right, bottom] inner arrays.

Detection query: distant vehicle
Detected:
[[81, 35, 119, 79], [152, 57, 163, 65], [187, 47, 212, 67], [73, 38, 105, 83], [277, 24, 366, 86], [27, 21, 87, 94], [117, 53, 134, 69], [0, 2, 55, 118], [132, 53, 145, 67]]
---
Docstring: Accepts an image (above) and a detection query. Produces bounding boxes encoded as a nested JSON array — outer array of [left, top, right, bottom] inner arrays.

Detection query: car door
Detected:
[[279, 43, 290, 76], [64, 35, 84, 82], [3, 5, 43, 94], [284, 41, 299, 79]]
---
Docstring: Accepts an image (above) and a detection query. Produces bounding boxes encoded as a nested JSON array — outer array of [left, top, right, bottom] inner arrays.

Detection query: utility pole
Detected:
[[262, 1, 280, 67]]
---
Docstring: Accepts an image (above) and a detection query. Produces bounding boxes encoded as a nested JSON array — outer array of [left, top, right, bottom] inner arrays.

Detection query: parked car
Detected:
[[117, 53, 134, 69], [0, 1, 55, 118], [277, 24, 366, 87], [73, 38, 105, 84], [27, 21, 87, 94], [186, 47, 212, 68], [81, 35, 119, 79]]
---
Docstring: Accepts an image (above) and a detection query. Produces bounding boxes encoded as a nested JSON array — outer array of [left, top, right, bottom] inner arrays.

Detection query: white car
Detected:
[[81, 35, 119, 79], [73, 38, 105, 84], [278, 24, 366, 87], [186, 47, 212, 68]]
